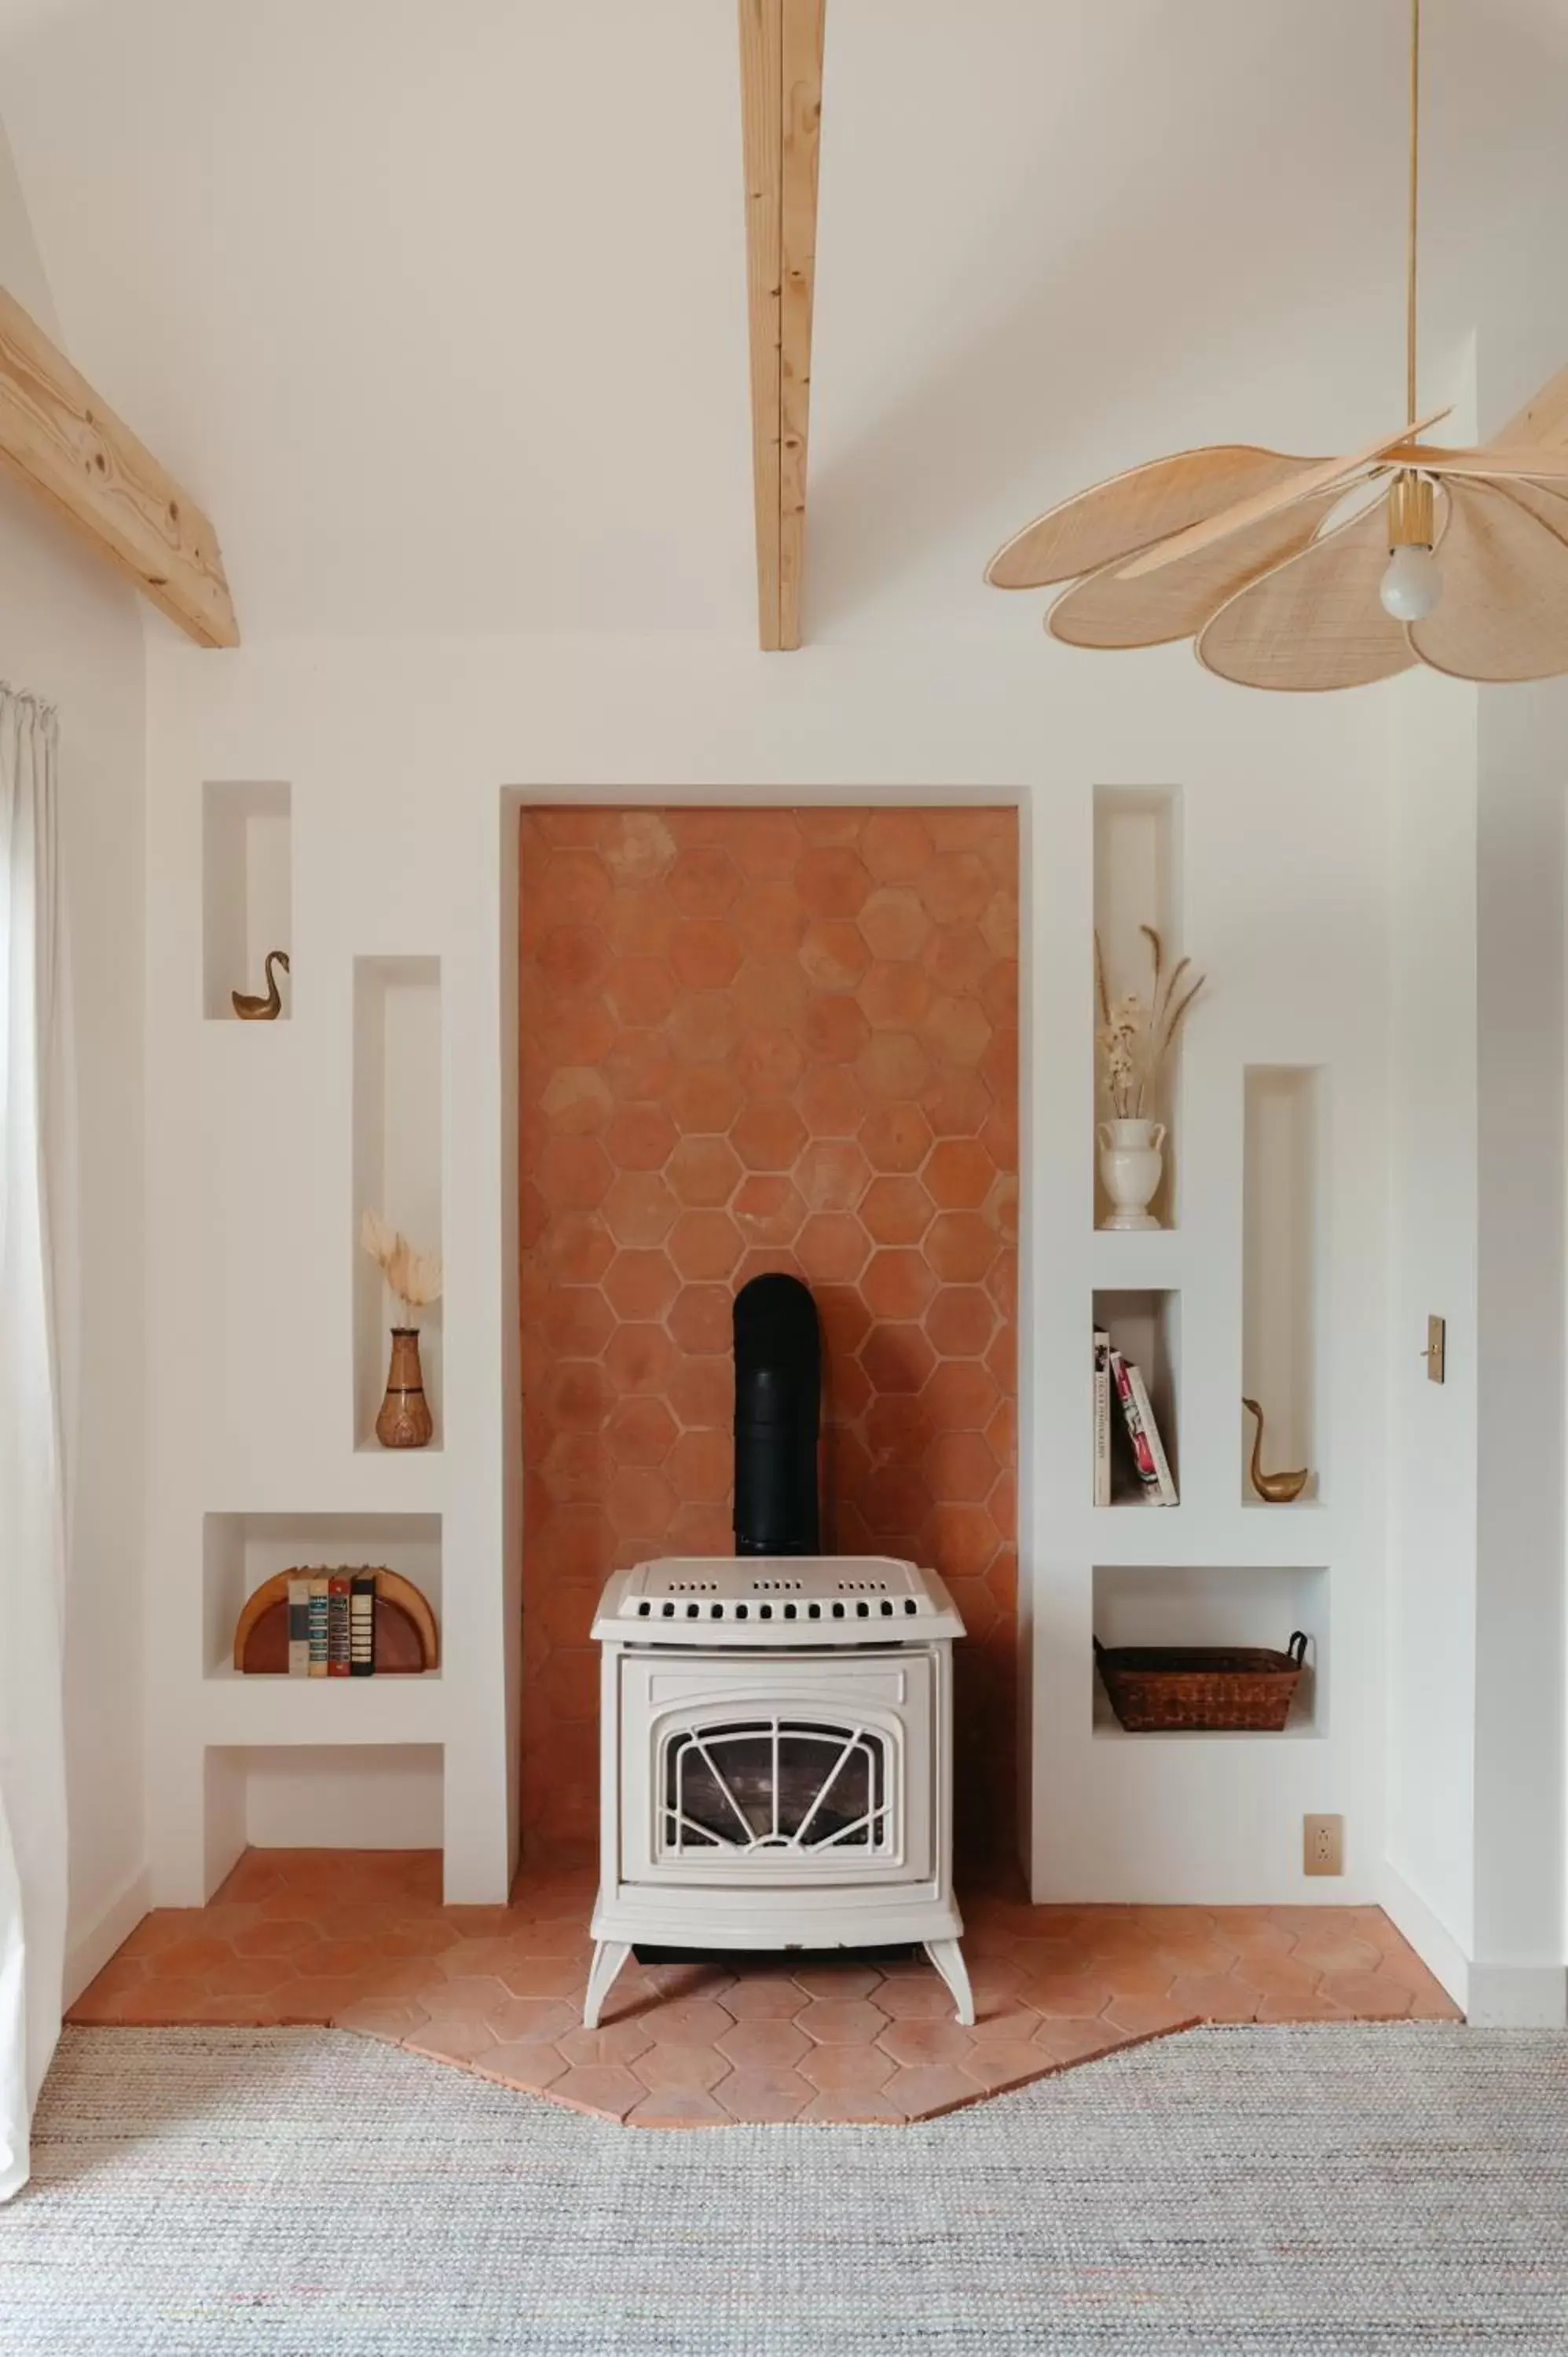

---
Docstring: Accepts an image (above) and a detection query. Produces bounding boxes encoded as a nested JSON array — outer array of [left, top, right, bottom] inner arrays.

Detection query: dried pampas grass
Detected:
[[360, 1208, 443, 1324], [1094, 924, 1207, 1119]]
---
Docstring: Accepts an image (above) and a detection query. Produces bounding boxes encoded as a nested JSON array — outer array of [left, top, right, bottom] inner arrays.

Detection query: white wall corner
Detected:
[[1465, 1963, 1568, 2030], [63, 1863, 150, 2010], [1380, 1860, 1470, 2014]]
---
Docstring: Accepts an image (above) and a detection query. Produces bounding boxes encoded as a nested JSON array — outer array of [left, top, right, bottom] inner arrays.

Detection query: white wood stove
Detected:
[[585, 1552, 973, 2029]]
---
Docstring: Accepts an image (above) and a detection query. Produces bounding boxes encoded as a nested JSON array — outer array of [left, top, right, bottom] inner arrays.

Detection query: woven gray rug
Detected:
[[5, 2025, 1566, 2355]]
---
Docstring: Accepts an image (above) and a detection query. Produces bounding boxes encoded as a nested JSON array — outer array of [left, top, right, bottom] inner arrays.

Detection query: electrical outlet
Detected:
[[1303, 1813, 1343, 1876]]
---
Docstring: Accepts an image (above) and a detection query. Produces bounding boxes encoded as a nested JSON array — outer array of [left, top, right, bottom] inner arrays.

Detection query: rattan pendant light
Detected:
[[987, 0, 1568, 690]]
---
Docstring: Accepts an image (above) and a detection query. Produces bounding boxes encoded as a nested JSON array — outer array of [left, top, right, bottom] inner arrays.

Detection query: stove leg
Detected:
[[583, 1939, 632, 2030], [924, 1937, 975, 2026]]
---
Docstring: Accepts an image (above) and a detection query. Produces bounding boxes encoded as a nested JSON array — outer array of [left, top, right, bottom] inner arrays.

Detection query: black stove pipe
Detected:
[[732, 1273, 821, 1556]]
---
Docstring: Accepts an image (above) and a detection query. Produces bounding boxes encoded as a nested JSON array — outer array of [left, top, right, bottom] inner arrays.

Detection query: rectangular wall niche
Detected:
[[353, 959, 444, 1450], [1094, 1288, 1181, 1505], [202, 1510, 443, 1679], [1093, 786, 1182, 1227], [1241, 1066, 1322, 1505], [1091, 1563, 1327, 1736], [206, 1744, 444, 1857], [202, 781, 291, 1019]]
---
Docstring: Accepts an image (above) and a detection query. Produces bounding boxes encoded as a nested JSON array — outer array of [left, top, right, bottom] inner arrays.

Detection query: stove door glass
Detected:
[[665, 1719, 890, 1856]]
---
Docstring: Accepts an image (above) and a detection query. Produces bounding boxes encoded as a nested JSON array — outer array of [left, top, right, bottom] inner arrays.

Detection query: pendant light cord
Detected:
[[1406, 0, 1420, 423]]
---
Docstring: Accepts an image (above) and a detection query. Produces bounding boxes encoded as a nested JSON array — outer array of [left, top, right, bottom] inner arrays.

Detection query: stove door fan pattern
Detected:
[[662, 1717, 892, 1860]]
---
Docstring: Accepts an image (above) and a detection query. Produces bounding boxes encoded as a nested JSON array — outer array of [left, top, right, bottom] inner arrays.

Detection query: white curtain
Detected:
[[0, 687, 68, 2203]]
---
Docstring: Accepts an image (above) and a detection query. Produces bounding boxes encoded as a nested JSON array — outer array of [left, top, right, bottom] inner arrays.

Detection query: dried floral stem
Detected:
[[1094, 926, 1206, 1119], [359, 1207, 443, 1328]]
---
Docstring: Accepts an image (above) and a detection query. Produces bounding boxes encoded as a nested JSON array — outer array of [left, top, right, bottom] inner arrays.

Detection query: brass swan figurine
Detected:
[[233, 948, 290, 1021], [1242, 1397, 1309, 1504]]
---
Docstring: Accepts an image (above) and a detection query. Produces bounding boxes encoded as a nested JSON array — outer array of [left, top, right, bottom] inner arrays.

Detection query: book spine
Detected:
[[307, 1578, 329, 1676], [328, 1574, 352, 1677], [350, 1571, 376, 1677], [287, 1576, 310, 1677], [1126, 1361, 1178, 1505], [1093, 1329, 1111, 1508], [1110, 1353, 1167, 1503]]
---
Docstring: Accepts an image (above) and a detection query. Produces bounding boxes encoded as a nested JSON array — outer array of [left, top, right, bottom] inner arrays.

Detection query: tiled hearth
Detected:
[[71, 1850, 1459, 2125]]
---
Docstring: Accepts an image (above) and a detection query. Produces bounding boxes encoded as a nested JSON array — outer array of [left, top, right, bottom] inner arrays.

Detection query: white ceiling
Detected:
[[2, 0, 1563, 640]]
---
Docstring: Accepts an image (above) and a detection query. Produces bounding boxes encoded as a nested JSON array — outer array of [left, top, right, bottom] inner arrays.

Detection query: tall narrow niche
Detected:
[[1240, 1065, 1322, 1505], [202, 782, 291, 1019], [1092, 787, 1181, 1228], [354, 957, 444, 1450]]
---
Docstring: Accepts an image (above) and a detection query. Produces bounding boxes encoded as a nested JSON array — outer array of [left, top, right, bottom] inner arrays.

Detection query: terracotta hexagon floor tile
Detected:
[[632, 1963, 735, 2004], [1289, 1935, 1386, 1977], [625, 2032, 732, 2093], [406, 2017, 496, 2065], [716, 2018, 813, 2071], [796, 1997, 890, 2044], [959, 2041, 1051, 2095], [203, 1956, 300, 2000], [636, 1997, 737, 2046], [334, 1999, 431, 2041], [716, 2069, 813, 2122], [1230, 1959, 1326, 2009], [627, 2091, 733, 2127], [1316, 1971, 1415, 2018], [721, 1973, 811, 2020], [1031, 2015, 1130, 2066], [792, 1965, 882, 2002], [412, 1978, 509, 2029], [881, 2063, 981, 2120], [1255, 1994, 1352, 2023], [877, 2018, 975, 2069], [230, 1919, 317, 1959], [485, 1995, 580, 2045], [479, 2040, 572, 2095], [1167, 1973, 1262, 2023], [1014, 1973, 1114, 2020], [875, 1973, 962, 2022], [549, 2063, 648, 2121], [555, 2020, 657, 2069], [962, 2001, 1045, 2048], [796, 2040, 896, 2095]]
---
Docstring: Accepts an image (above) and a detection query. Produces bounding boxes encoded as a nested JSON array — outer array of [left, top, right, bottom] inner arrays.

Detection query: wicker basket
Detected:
[[1094, 1631, 1309, 1733]]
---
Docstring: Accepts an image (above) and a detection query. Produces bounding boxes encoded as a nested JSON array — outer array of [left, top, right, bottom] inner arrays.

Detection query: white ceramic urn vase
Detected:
[[1097, 1117, 1165, 1231]]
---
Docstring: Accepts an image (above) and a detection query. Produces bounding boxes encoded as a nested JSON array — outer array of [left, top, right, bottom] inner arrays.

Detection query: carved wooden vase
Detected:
[[376, 1326, 434, 1449]]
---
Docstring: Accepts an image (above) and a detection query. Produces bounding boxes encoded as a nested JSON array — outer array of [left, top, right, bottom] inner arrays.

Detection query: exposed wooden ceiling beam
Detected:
[[738, 0, 823, 651], [0, 285, 237, 648]]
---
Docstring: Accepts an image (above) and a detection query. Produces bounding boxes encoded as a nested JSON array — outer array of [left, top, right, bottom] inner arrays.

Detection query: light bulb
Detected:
[[1379, 542, 1442, 621]]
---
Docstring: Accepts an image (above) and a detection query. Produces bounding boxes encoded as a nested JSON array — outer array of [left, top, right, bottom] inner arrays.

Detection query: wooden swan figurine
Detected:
[[1242, 1397, 1309, 1504], [233, 948, 290, 1021]]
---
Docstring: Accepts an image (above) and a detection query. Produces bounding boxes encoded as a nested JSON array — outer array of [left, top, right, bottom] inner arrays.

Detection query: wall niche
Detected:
[[202, 780, 291, 1020], [1241, 1065, 1323, 1505], [353, 956, 444, 1450], [1092, 785, 1182, 1228]]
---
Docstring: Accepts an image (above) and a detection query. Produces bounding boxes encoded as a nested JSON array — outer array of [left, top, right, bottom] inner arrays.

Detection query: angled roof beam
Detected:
[[0, 285, 237, 647], [738, 0, 824, 651]]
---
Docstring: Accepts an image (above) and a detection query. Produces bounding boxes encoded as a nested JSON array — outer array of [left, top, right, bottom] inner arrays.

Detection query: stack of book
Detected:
[[287, 1571, 379, 1676], [1094, 1328, 1178, 1505]]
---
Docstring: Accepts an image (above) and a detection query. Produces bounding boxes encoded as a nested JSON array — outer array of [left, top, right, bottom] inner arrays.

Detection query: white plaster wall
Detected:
[[0, 123, 150, 1992], [1384, 669, 1479, 1980], [144, 631, 1396, 1908]]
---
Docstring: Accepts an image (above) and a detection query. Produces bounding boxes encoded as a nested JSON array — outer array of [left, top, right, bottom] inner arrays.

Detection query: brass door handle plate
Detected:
[[1423, 1315, 1445, 1384]]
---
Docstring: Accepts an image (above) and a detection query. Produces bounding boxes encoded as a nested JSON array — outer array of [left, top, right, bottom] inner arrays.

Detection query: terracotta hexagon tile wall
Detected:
[[519, 808, 1019, 1857]]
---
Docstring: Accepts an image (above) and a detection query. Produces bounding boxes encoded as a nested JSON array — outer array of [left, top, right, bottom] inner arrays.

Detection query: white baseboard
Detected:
[[1466, 1963, 1568, 2029], [1381, 1863, 1568, 2025], [1379, 1861, 1470, 2014], [64, 1864, 150, 2008]]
